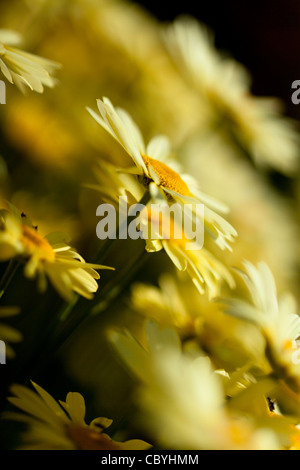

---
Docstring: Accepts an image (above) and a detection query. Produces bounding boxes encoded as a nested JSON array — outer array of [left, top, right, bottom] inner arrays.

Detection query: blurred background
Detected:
[[140, 0, 300, 120]]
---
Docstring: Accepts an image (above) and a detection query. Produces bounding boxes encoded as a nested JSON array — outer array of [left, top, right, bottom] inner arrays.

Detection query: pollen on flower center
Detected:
[[67, 424, 122, 450], [21, 225, 55, 261], [142, 155, 191, 196]]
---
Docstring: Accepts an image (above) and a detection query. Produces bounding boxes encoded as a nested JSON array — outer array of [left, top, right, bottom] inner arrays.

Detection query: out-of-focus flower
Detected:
[[0, 29, 60, 93], [164, 16, 300, 175], [109, 319, 182, 385], [222, 261, 300, 390], [129, 272, 269, 373], [138, 352, 283, 450], [2, 97, 82, 169], [181, 134, 299, 293], [130, 273, 194, 334], [4, 380, 151, 450], [0, 205, 113, 301], [109, 320, 287, 450], [0, 306, 22, 359], [87, 97, 237, 252]]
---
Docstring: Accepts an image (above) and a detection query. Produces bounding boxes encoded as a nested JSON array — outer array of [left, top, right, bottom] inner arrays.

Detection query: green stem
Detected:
[[0, 260, 20, 300], [19, 190, 153, 375], [22, 246, 150, 383], [53, 247, 150, 352], [94, 189, 151, 264], [91, 248, 150, 315]]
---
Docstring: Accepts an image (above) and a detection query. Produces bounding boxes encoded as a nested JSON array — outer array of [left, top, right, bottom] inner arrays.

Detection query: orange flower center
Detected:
[[283, 340, 295, 351], [21, 225, 55, 262], [142, 206, 190, 248], [142, 155, 192, 197], [67, 424, 122, 450]]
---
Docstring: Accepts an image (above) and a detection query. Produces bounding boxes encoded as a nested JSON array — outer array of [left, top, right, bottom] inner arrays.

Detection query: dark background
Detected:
[[134, 0, 300, 121]]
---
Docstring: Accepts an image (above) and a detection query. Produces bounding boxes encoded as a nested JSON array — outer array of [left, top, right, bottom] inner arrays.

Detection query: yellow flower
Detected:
[[0, 205, 113, 301], [139, 200, 235, 299], [90, 158, 234, 299], [0, 29, 60, 93], [222, 261, 300, 389], [87, 97, 237, 252], [109, 320, 281, 450], [130, 273, 194, 334], [164, 16, 299, 175], [0, 306, 22, 359], [4, 381, 151, 450]]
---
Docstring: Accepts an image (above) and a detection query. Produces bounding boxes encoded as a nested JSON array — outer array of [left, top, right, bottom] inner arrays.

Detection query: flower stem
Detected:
[[94, 189, 151, 263], [16, 190, 153, 376], [52, 241, 150, 351], [0, 260, 20, 301]]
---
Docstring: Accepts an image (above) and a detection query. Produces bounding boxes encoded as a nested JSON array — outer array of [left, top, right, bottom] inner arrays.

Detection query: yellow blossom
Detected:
[[222, 261, 300, 389], [164, 16, 299, 175], [87, 97, 237, 252], [109, 320, 283, 450], [3, 380, 151, 450], [0, 29, 60, 93], [0, 205, 113, 301]]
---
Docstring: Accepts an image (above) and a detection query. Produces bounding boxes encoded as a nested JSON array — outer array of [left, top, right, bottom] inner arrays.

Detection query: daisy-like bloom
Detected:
[[3, 380, 151, 450], [138, 352, 283, 450], [222, 261, 300, 390], [90, 158, 234, 299], [0, 29, 60, 93], [129, 273, 267, 370], [109, 320, 284, 450], [163, 16, 299, 175], [0, 306, 22, 359], [0, 205, 113, 302], [87, 97, 237, 253], [130, 273, 194, 335], [138, 198, 235, 299]]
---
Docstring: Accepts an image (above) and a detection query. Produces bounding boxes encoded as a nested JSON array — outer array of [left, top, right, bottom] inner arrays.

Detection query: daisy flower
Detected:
[[138, 199, 235, 299], [138, 351, 282, 450], [89, 157, 235, 299], [4, 380, 151, 450], [0, 28, 60, 93], [222, 261, 300, 388], [164, 16, 299, 175], [87, 97, 237, 253], [130, 273, 194, 334], [109, 320, 282, 450], [0, 205, 113, 302], [0, 306, 22, 359]]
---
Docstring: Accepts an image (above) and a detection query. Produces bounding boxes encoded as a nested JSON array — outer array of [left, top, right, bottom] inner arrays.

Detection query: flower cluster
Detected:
[[0, 0, 299, 452]]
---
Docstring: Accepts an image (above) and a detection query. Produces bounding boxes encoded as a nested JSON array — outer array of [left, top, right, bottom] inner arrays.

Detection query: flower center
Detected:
[[283, 340, 295, 351], [67, 424, 122, 450], [21, 225, 55, 262], [142, 155, 191, 196]]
